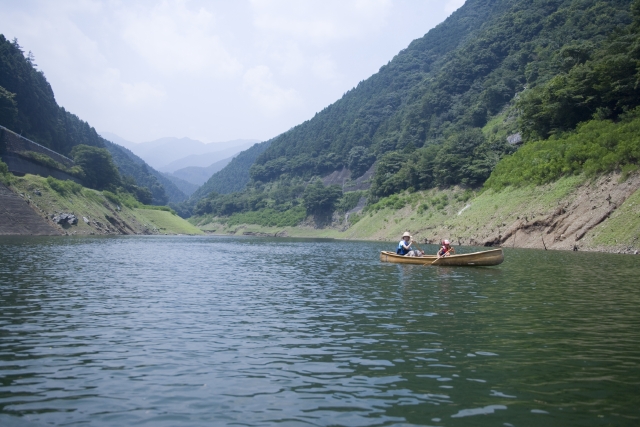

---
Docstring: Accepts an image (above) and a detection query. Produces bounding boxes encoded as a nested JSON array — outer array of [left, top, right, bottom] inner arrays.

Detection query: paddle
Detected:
[[430, 256, 442, 266], [428, 247, 453, 266], [411, 240, 424, 253]]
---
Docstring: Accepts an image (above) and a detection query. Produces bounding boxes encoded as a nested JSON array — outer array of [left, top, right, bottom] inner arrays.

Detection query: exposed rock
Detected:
[[53, 213, 78, 226], [507, 133, 523, 145]]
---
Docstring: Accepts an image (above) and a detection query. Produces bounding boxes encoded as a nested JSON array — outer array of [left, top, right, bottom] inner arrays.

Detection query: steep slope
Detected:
[[169, 156, 233, 186], [0, 35, 179, 205], [161, 172, 200, 196], [187, 0, 638, 243], [249, 0, 633, 191], [0, 182, 59, 235], [160, 141, 256, 172], [111, 136, 258, 171], [2, 174, 202, 236], [188, 140, 271, 202], [102, 141, 188, 204]]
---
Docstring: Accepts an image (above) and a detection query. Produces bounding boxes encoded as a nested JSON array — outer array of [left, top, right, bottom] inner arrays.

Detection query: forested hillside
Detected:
[[190, 0, 639, 227], [251, 0, 633, 192], [182, 140, 271, 208], [0, 35, 186, 205]]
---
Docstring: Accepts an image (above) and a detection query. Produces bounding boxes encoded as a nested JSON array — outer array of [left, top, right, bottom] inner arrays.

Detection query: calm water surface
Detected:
[[0, 236, 639, 426]]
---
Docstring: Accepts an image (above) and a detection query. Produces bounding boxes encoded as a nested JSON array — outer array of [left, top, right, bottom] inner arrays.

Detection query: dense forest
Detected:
[[190, 0, 639, 225], [0, 34, 186, 205]]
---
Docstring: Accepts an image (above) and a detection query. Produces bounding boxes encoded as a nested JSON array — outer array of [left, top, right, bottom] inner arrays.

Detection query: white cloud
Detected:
[[119, 0, 242, 76], [311, 55, 338, 81], [249, 0, 392, 44], [0, 0, 456, 142], [444, 0, 466, 14], [0, 1, 165, 112], [94, 69, 166, 107], [242, 65, 300, 114]]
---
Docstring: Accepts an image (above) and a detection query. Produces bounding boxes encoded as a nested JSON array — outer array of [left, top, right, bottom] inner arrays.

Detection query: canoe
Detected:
[[380, 248, 504, 266]]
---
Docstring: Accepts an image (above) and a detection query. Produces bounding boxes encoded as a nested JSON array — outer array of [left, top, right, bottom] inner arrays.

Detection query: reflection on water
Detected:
[[0, 235, 639, 426]]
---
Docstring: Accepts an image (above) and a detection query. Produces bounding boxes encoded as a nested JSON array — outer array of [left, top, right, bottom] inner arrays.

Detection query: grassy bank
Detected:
[[191, 173, 639, 253], [9, 174, 202, 235]]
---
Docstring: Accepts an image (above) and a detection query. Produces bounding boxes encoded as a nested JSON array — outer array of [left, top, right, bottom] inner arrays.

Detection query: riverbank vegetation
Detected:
[[7, 174, 201, 235]]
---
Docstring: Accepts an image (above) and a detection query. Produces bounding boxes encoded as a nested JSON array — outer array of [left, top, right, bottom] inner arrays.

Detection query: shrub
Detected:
[[102, 190, 121, 205], [0, 158, 11, 184], [348, 212, 362, 225], [46, 176, 82, 195], [303, 180, 342, 216], [336, 191, 364, 213], [485, 109, 640, 190], [71, 145, 121, 190]]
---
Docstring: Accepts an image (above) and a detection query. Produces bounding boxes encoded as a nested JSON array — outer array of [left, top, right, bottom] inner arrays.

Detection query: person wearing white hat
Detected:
[[437, 239, 456, 258], [397, 232, 424, 257]]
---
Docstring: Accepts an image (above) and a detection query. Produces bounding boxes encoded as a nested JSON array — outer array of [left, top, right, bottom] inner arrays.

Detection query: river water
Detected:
[[0, 236, 638, 426]]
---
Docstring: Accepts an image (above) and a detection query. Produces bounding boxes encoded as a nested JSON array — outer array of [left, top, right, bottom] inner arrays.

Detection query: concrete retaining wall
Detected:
[[0, 125, 74, 168], [1, 153, 81, 183]]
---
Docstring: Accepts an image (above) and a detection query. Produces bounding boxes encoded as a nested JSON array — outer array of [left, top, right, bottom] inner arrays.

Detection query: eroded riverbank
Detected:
[[193, 172, 640, 254]]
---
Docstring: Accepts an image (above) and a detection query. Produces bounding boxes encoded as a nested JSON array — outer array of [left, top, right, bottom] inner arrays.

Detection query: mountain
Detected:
[[160, 172, 200, 197], [99, 133, 258, 171], [249, 0, 634, 195], [0, 35, 183, 205], [187, 140, 271, 203], [99, 131, 138, 151], [159, 143, 254, 173], [188, 0, 638, 221], [101, 140, 189, 203], [169, 156, 234, 186]]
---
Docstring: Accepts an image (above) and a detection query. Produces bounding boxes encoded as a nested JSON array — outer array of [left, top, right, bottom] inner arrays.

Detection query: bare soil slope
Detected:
[[0, 183, 60, 235]]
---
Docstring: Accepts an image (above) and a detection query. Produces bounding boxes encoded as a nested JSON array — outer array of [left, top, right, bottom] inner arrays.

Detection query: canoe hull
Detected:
[[380, 248, 504, 266]]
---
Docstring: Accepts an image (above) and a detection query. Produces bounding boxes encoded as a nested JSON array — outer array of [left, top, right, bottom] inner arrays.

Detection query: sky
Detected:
[[0, 0, 465, 144]]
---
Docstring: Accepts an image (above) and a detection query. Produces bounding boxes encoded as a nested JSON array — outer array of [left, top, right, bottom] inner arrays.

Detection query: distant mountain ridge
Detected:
[[101, 141, 189, 203], [160, 146, 251, 173], [99, 132, 258, 171], [161, 172, 200, 197], [170, 156, 235, 186], [187, 140, 272, 203]]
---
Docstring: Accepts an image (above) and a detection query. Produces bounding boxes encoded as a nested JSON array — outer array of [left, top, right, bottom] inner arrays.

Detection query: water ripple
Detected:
[[0, 236, 639, 426]]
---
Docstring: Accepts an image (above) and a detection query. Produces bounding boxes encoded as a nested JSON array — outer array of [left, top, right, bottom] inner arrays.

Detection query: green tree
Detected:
[[347, 146, 375, 179], [302, 180, 342, 216], [0, 85, 17, 129], [71, 144, 121, 190]]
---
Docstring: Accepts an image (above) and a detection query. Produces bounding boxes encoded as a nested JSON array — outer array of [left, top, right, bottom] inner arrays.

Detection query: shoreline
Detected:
[[197, 229, 639, 255], [192, 172, 640, 255]]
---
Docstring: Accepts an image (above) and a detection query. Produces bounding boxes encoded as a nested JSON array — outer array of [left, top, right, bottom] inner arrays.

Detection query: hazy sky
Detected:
[[0, 0, 465, 143]]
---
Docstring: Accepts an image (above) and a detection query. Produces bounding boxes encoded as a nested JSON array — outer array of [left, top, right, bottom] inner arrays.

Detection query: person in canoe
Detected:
[[437, 239, 456, 258], [397, 232, 424, 257]]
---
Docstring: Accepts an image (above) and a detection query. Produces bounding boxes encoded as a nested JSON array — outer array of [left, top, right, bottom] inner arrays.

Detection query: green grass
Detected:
[[136, 209, 203, 235], [485, 110, 640, 191], [9, 174, 201, 235]]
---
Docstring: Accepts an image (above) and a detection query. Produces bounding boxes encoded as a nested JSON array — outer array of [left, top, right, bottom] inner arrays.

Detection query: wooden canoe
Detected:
[[380, 248, 504, 266]]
